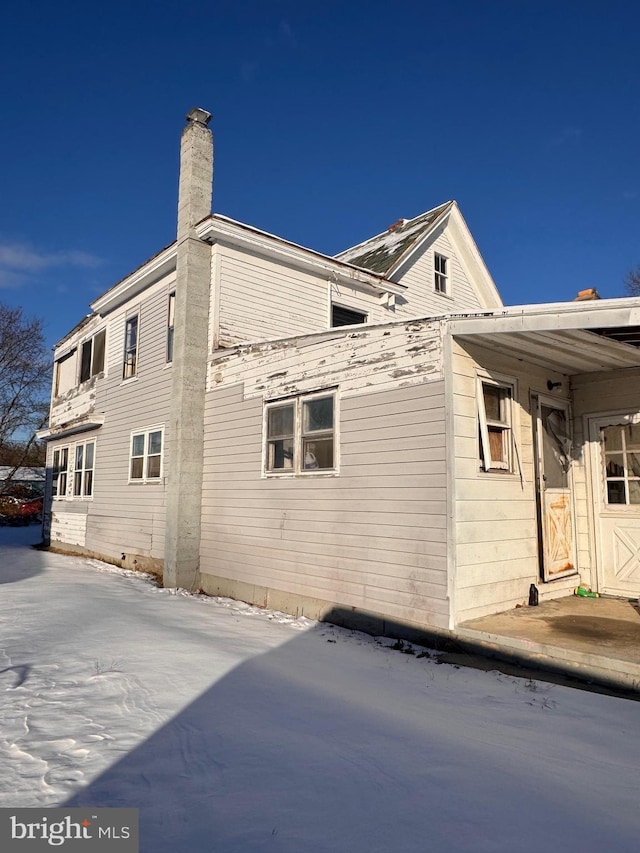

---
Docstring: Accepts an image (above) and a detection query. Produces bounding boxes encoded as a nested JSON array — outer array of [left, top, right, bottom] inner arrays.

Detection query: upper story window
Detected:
[[477, 378, 514, 472], [123, 315, 139, 380], [265, 392, 336, 475], [167, 292, 176, 363], [434, 253, 448, 294], [54, 350, 77, 397], [331, 304, 367, 327], [130, 428, 163, 482], [79, 329, 106, 383]]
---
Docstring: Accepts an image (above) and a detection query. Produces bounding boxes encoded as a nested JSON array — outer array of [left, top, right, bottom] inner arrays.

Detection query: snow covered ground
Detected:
[[1, 527, 639, 852]]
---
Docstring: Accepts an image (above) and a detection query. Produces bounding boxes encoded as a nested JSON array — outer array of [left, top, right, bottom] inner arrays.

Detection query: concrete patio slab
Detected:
[[455, 595, 640, 695]]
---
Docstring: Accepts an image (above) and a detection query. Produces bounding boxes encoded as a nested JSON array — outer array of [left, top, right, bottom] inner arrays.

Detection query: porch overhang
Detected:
[[37, 418, 104, 442], [448, 301, 640, 374]]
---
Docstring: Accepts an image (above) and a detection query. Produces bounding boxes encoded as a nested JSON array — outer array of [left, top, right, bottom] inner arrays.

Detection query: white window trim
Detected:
[[122, 312, 140, 381], [128, 426, 164, 483], [477, 374, 516, 473], [52, 438, 97, 500], [166, 291, 176, 364], [330, 302, 368, 328], [79, 329, 106, 384], [263, 391, 339, 477], [434, 252, 448, 295], [51, 445, 70, 499], [72, 439, 96, 499]]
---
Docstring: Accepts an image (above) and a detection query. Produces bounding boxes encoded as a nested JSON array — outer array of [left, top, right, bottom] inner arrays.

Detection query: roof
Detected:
[[334, 202, 453, 274]]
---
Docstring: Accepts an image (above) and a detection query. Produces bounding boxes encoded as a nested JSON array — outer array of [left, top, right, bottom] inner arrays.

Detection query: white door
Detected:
[[533, 396, 576, 581], [590, 414, 640, 596]]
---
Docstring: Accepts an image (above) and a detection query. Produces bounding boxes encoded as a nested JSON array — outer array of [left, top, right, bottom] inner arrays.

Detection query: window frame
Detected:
[[51, 446, 70, 499], [434, 252, 448, 294], [123, 313, 139, 380], [264, 391, 338, 477], [477, 375, 515, 473], [600, 422, 640, 506], [330, 303, 368, 328], [166, 291, 176, 364], [73, 439, 96, 499], [54, 349, 77, 397], [129, 426, 164, 483], [79, 329, 106, 384]]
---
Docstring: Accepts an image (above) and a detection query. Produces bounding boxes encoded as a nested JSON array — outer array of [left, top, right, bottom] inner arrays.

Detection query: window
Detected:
[[434, 253, 448, 294], [54, 350, 77, 397], [130, 428, 163, 481], [51, 447, 69, 498], [601, 423, 640, 505], [73, 440, 95, 497], [478, 378, 513, 472], [123, 315, 139, 379], [167, 292, 176, 363], [331, 304, 367, 327], [265, 393, 336, 474], [79, 330, 106, 383]]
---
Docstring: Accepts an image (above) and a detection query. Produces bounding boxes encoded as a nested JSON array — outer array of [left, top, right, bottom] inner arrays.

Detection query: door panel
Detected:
[[534, 397, 576, 581], [591, 415, 640, 596]]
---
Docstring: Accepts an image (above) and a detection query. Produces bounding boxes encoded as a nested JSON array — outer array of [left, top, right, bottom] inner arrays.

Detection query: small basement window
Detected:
[[477, 378, 514, 472], [331, 304, 367, 327]]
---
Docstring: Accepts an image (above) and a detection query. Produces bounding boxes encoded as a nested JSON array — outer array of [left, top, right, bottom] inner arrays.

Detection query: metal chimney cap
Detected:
[[186, 107, 212, 126]]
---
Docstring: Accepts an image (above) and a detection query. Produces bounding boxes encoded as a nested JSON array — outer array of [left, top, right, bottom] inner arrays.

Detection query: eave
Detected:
[[195, 215, 407, 298]]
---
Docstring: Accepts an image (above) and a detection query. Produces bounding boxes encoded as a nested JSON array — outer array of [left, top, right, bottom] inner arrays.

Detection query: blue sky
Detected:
[[1, 0, 638, 351]]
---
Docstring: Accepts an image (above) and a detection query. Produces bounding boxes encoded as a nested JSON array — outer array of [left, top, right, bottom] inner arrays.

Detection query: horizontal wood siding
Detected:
[[395, 229, 486, 318], [48, 272, 176, 561], [201, 325, 450, 630], [215, 245, 394, 347], [51, 510, 87, 547], [452, 339, 571, 623]]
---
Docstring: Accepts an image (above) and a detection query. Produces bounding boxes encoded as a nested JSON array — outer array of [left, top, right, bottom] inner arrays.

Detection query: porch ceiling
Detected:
[[452, 328, 640, 374]]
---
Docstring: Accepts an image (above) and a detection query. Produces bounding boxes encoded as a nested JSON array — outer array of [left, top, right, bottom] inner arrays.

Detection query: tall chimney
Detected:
[[164, 108, 214, 590]]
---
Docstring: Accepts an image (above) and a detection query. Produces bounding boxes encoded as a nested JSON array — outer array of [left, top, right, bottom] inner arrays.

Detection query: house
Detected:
[[39, 109, 640, 639]]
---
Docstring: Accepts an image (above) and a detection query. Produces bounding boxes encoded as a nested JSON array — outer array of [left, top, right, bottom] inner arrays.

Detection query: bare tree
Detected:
[[0, 303, 50, 481], [624, 264, 640, 296]]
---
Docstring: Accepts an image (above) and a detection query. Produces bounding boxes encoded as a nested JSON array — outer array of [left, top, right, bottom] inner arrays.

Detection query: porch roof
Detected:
[[448, 300, 640, 374]]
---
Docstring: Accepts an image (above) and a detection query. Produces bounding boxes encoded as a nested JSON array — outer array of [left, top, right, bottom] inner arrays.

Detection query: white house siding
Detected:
[[570, 367, 640, 589], [213, 243, 395, 348], [394, 229, 487, 318], [200, 320, 450, 630], [451, 339, 570, 624], [48, 272, 175, 561]]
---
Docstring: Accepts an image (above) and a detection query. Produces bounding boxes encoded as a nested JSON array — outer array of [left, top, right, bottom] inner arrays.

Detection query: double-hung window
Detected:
[[73, 440, 95, 497], [265, 393, 336, 474], [51, 447, 69, 498], [167, 292, 176, 363], [130, 428, 163, 481], [434, 253, 448, 294], [477, 378, 514, 472], [79, 330, 106, 383], [123, 315, 139, 379]]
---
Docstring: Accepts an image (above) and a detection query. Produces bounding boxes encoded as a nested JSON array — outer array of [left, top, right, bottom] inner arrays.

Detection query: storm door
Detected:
[[533, 396, 576, 581]]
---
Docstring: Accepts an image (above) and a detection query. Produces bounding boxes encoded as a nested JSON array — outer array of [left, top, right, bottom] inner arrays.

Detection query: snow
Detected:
[[1, 527, 639, 852]]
